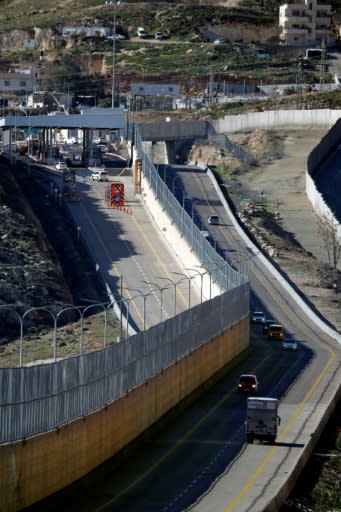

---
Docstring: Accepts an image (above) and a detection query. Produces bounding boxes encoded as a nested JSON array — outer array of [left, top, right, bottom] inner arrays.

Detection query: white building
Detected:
[[279, 0, 332, 46], [0, 70, 37, 95], [62, 26, 110, 38]]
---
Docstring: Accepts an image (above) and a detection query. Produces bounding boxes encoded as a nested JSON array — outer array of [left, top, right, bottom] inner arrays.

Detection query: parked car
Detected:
[[91, 169, 109, 182], [214, 37, 225, 45], [56, 161, 68, 171], [155, 31, 167, 40], [65, 136, 78, 144], [208, 214, 219, 225], [251, 311, 266, 324], [137, 27, 148, 38], [109, 33, 126, 40], [282, 339, 298, 351], [267, 323, 284, 341], [263, 319, 277, 334], [238, 373, 259, 393], [256, 50, 270, 58]]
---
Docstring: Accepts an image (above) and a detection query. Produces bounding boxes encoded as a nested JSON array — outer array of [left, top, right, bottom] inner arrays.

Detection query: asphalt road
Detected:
[[66, 167, 201, 332], [25, 155, 341, 512]]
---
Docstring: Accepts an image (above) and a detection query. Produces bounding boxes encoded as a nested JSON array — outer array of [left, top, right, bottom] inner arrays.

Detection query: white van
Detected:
[[91, 169, 109, 182], [137, 27, 148, 38]]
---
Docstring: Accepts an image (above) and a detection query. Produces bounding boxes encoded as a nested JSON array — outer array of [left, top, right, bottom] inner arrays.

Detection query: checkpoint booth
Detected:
[[0, 108, 125, 167]]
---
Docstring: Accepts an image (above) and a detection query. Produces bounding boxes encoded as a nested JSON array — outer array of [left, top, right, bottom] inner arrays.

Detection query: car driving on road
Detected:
[[208, 214, 219, 225], [251, 311, 266, 324], [91, 169, 109, 181], [267, 323, 284, 340], [238, 374, 259, 393], [263, 319, 277, 334], [282, 339, 298, 351]]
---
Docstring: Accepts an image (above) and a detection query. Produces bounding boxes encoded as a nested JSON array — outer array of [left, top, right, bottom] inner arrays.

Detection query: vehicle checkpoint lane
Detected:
[[66, 174, 200, 330]]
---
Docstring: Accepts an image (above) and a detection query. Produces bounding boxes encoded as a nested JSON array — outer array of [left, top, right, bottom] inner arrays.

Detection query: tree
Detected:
[[316, 213, 341, 269]]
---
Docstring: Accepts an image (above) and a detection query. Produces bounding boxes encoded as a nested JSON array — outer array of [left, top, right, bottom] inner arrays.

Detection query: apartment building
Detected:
[[0, 69, 37, 96], [279, 0, 332, 46]]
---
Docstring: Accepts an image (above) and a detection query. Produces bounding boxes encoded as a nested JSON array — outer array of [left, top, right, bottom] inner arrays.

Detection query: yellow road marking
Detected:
[[96, 353, 273, 511], [85, 176, 337, 511], [224, 344, 335, 511]]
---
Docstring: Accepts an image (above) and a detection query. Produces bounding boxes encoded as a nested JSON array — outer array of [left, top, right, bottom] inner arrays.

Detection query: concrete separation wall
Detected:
[[306, 117, 341, 271], [0, 319, 249, 512], [208, 108, 341, 342], [139, 120, 208, 142], [205, 166, 341, 345], [212, 109, 341, 133]]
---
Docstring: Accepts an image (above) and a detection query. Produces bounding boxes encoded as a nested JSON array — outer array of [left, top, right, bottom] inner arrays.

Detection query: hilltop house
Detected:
[[279, 0, 332, 46]]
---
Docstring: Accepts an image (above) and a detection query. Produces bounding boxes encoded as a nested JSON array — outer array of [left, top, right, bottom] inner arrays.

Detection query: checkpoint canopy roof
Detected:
[[0, 108, 125, 130]]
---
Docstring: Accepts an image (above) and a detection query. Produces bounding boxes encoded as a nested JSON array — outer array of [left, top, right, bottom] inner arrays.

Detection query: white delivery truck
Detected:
[[246, 397, 281, 444]]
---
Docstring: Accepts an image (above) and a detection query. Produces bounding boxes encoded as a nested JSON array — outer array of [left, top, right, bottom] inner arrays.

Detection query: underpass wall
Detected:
[[0, 318, 249, 512]]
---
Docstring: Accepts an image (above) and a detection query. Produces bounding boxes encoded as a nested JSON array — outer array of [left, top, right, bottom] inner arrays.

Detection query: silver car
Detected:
[[251, 311, 266, 324], [282, 339, 298, 351]]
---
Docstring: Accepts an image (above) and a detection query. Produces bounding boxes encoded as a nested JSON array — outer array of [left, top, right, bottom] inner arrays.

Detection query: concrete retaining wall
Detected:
[[0, 319, 249, 512]]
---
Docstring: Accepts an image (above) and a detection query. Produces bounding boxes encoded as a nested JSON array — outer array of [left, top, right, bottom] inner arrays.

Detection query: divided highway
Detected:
[[26, 159, 341, 512]]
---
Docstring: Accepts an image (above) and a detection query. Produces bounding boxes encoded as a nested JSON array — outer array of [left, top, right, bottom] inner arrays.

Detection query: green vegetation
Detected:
[[0, 0, 338, 102], [0, 313, 122, 368]]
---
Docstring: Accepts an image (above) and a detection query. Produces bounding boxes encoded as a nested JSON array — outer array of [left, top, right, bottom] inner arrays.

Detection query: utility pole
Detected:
[[320, 38, 326, 91], [209, 66, 214, 104], [296, 54, 303, 109], [105, 0, 120, 108]]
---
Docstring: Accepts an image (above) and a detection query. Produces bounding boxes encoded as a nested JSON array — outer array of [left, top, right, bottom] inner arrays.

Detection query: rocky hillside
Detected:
[[0, 0, 340, 89], [0, 159, 106, 345]]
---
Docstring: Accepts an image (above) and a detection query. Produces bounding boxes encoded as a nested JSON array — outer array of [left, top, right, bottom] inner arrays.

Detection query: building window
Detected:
[[4, 80, 10, 87], [20, 81, 26, 87]]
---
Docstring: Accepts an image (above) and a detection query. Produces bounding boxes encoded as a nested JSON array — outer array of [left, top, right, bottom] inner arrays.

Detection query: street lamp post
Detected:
[[186, 267, 204, 303], [142, 281, 169, 322], [182, 194, 191, 231], [56, 304, 84, 354], [121, 287, 161, 332], [0, 305, 23, 366], [123, 293, 146, 337], [106, 0, 121, 108], [154, 276, 183, 316], [81, 299, 112, 347], [21, 307, 56, 366], [196, 264, 212, 300], [171, 271, 192, 309]]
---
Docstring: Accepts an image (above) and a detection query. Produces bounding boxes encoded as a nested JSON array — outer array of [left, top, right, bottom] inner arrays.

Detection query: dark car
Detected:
[[238, 373, 259, 393], [263, 319, 277, 334], [267, 323, 284, 341], [208, 214, 219, 225]]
